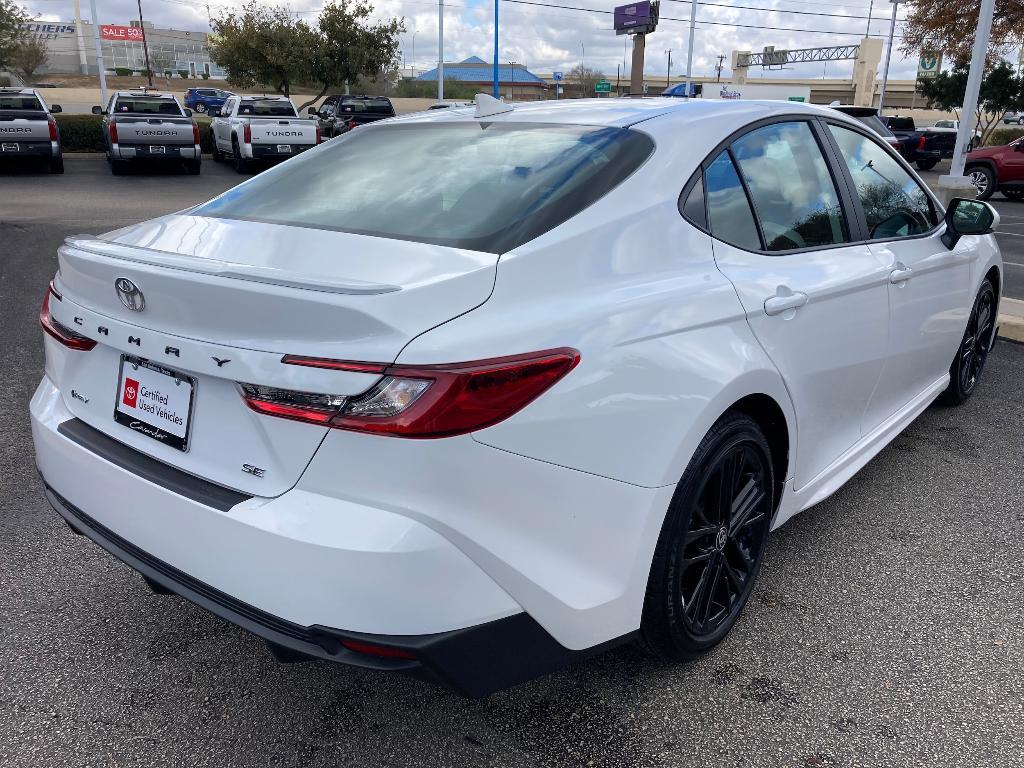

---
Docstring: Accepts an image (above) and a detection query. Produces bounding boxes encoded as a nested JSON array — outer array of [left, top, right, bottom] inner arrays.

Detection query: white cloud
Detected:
[[24, 0, 923, 79]]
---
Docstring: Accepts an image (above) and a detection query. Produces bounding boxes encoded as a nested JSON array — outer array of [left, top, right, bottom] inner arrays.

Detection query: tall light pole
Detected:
[[88, 0, 108, 106], [493, 0, 499, 98], [437, 0, 444, 100], [665, 49, 672, 88], [71, 0, 89, 74], [865, 0, 874, 38], [136, 0, 153, 87], [877, 0, 898, 112], [580, 42, 585, 72], [509, 61, 515, 101], [949, 0, 996, 178], [411, 30, 417, 77], [683, 0, 698, 96]]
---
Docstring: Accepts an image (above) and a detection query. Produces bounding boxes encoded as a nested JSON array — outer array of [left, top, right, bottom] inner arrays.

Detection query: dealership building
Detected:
[[20, 20, 224, 78]]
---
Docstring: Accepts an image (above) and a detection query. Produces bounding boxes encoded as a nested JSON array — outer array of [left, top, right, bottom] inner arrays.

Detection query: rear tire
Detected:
[[639, 412, 774, 660], [968, 165, 996, 201], [184, 160, 201, 175], [916, 158, 939, 171], [1003, 189, 1024, 202], [940, 279, 996, 406], [194, 102, 207, 114], [49, 156, 64, 174], [110, 159, 127, 176], [211, 142, 223, 162], [232, 138, 250, 174]]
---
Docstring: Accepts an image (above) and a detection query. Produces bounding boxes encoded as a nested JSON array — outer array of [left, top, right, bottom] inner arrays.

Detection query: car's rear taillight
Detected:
[[243, 123, 251, 143], [348, 120, 356, 130], [40, 281, 96, 351], [918, 135, 926, 150], [48, 117, 58, 142], [109, 122, 118, 143], [192, 123, 200, 145], [316, 125, 322, 144], [240, 349, 580, 438]]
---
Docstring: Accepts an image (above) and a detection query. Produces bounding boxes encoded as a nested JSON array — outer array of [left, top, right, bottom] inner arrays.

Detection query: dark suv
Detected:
[[965, 137, 1024, 201], [310, 95, 396, 138]]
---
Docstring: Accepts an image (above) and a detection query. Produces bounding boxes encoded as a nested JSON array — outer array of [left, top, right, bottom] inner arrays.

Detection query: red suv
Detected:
[[966, 137, 1024, 201]]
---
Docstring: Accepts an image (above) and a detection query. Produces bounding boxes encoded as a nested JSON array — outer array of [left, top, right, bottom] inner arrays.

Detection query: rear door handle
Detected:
[[889, 265, 914, 284], [764, 290, 809, 316]]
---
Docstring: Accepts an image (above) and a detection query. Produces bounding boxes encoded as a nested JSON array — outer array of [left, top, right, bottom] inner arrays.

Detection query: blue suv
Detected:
[[183, 87, 232, 115]]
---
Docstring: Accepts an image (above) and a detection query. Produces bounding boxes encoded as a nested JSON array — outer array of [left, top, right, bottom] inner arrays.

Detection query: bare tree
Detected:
[[567, 64, 605, 98], [10, 36, 47, 82]]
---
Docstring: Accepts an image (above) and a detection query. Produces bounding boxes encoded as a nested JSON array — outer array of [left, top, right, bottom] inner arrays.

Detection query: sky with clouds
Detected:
[[25, 0, 950, 81]]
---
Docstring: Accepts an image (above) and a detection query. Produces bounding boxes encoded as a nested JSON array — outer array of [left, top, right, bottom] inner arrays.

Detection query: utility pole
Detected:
[[509, 61, 515, 101], [492, 0, 498, 98], [411, 30, 417, 78], [877, 0, 898, 112], [682, 0, 698, 96], [136, 0, 153, 87], [88, 0, 108, 106], [665, 49, 672, 88], [438, 0, 444, 100], [865, 0, 874, 38], [715, 53, 725, 82]]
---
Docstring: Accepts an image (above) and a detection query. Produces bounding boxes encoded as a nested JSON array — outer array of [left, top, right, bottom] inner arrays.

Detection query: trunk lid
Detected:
[[49, 214, 497, 496], [247, 118, 317, 145], [113, 116, 194, 146]]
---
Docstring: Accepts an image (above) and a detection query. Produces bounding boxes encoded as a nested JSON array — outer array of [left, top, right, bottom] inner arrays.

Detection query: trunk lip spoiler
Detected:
[[62, 235, 401, 296]]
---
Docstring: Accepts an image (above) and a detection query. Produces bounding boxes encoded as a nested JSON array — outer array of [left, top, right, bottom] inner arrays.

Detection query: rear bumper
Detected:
[[0, 139, 58, 157], [44, 483, 618, 697], [113, 143, 199, 161], [250, 143, 315, 159]]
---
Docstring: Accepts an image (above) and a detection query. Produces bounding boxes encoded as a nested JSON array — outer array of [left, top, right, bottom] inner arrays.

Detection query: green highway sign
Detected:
[[595, 80, 612, 93]]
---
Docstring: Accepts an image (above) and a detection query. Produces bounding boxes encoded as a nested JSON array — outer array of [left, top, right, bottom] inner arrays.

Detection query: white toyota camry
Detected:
[[32, 96, 1002, 696]]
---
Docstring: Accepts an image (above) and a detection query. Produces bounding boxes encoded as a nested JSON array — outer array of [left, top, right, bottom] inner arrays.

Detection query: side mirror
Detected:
[[942, 198, 999, 249], [49, 104, 62, 113], [307, 106, 317, 115], [184, 108, 192, 117], [91, 105, 104, 115]]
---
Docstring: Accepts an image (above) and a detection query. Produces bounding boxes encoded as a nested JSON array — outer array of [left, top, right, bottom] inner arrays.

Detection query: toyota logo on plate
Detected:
[[115, 277, 145, 312]]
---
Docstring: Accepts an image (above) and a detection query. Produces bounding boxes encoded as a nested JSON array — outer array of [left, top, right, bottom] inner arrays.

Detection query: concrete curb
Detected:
[[998, 298, 1024, 343]]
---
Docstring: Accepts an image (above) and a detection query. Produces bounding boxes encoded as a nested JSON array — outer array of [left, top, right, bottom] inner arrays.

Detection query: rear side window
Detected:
[[731, 122, 848, 251], [680, 174, 706, 229], [705, 152, 762, 251], [856, 114, 895, 138], [827, 124, 938, 239], [194, 122, 655, 254], [0, 96, 44, 111]]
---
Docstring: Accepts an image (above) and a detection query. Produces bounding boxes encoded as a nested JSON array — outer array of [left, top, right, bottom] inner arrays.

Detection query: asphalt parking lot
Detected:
[[2, 158, 1023, 767]]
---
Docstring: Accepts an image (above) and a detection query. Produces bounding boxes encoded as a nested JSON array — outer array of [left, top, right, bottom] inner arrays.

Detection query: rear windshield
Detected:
[[0, 95, 44, 111], [854, 114, 895, 138], [239, 100, 297, 117], [194, 122, 655, 253], [886, 117, 915, 131], [341, 98, 394, 114], [115, 98, 183, 115]]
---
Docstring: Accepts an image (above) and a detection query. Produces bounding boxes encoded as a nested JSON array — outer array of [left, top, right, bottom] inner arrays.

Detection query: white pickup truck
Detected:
[[929, 119, 983, 150], [210, 95, 320, 173], [0, 87, 64, 173]]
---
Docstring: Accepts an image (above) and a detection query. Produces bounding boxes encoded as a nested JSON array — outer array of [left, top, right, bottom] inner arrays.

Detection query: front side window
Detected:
[[731, 122, 848, 251], [827, 124, 937, 240], [194, 122, 655, 254], [704, 152, 762, 251]]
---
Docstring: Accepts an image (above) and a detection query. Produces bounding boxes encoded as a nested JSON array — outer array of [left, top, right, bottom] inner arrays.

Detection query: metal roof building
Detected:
[[416, 57, 547, 100]]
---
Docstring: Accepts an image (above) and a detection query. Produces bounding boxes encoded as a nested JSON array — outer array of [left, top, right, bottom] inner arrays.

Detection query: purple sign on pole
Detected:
[[613, 1, 655, 35]]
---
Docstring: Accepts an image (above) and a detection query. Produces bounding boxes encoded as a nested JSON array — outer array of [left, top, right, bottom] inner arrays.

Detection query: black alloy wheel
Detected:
[[1003, 189, 1024, 202], [968, 165, 996, 201], [640, 413, 774, 659], [194, 102, 207, 113], [941, 279, 996, 405]]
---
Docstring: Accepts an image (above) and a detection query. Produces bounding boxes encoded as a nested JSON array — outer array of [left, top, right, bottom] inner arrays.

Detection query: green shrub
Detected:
[[177, 70, 189, 79], [986, 127, 1024, 146], [201, 72, 210, 80], [114, 67, 132, 76], [55, 114, 216, 154], [0, 75, 10, 87]]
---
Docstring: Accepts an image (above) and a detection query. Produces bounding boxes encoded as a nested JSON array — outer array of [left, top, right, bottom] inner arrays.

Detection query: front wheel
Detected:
[[940, 280, 996, 406], [968, 165, 996, 201], [49, 156, 64, 174], [194, 102, 207, 114], [639, 412, 774, 660], [916, 159, 939, 171]]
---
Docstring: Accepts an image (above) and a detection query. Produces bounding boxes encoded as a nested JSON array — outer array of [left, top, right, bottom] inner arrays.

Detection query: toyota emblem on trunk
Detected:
[[115, 278, 145, 312]]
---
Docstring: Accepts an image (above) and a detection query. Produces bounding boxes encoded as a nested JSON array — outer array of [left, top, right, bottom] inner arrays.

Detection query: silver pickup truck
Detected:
[[0, 87, 64, 173], [210, 95, 319, 174], [93, 91, 201, 175]]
